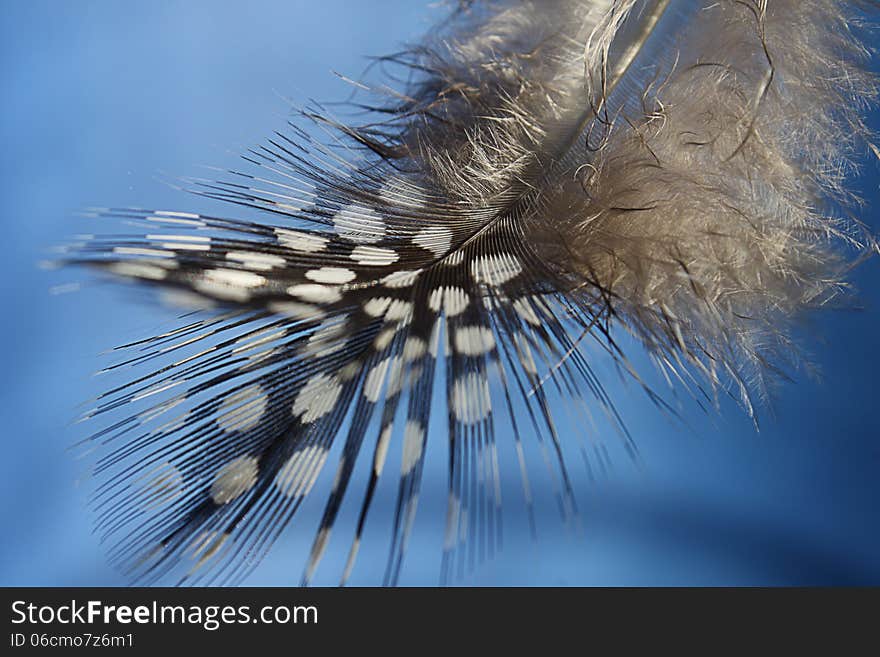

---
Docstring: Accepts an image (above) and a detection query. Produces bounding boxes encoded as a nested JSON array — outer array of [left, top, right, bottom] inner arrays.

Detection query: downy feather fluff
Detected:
[[60, 0, 878, 585]]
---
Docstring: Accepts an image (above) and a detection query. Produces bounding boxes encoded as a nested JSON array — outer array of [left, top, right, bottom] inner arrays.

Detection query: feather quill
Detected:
[[59, 0, 877, 584]]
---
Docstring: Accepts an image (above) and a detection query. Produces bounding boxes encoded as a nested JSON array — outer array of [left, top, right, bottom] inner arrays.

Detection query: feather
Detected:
[[58, 0, 878, 585]]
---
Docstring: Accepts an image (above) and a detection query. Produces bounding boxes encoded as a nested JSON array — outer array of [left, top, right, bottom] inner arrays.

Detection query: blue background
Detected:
[[1, 0, 878, 586]]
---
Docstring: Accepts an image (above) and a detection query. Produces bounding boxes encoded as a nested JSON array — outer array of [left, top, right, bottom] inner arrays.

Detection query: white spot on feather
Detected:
[[412, 226, 452, 257], [147, 210, 205, 227], [402, 337, 427, 362], [363, 297, 392, 317], [471, 253, 522, 286], [205, 268, 266, 287], [225, 251, 286, 270], [146, 234, 209, 242], [190, 531, 230, 568], [454, 325, 496, 356], [350, 245, 399, 266], [374, 424, 393, 475], [451, 372, 491, 424], [268, 302, 323, 321], [151, 235, 211, 251], [401, 420, 425, 475], [210, 456, 259, 505], [305, 267, 356, 284], [373, 326, 398, 351], [292, 373, 342, 423], [444, 250, 464, 267], [429, 318, 442, 358], [153, 210, 201, 220], [384, 357, 405, 398], [113, 247, 175, 258], [338, 359, 362, 382], [275, 228, 329, 253], [217, 384, 268, 433], [363, 357, 392, 402], [332, 203, 386, 244], [382, 270, 421, 288], [286, 283, 343, 304], [231, 328, 285, 355], [194, 269, 266, 301], [385, 299, 412, 323], [139, 462, 183, 508], [276, 444, 329, 498], [305, 319, 348, 358], [428, 287, 470, 317], [107, 262, 167, 281]]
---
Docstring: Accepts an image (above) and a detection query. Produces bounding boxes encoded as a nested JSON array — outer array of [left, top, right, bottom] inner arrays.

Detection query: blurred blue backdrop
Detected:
[[1, 0, 878, 586]]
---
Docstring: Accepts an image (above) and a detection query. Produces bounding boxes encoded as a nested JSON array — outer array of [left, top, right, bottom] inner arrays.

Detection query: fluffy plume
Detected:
[[59, 0, 877, 585]]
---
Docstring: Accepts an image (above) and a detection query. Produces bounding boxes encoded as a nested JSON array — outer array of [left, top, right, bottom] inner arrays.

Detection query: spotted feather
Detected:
[[60, 0, 878, 584]]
